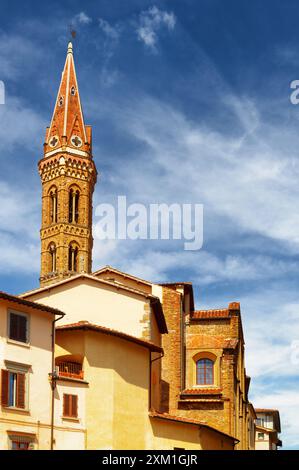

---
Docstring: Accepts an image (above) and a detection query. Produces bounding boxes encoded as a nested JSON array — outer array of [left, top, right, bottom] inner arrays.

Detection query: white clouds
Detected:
[[0, 96, 44, 152], [0, 233, 39, 274], [97, 18, 122, 87], [137, 6, 176, 51], [0, 182, 39, 238], [72, 12, 92, 26], [0, 182, 40, 274], [0, 33, 41, 81], [98, 18, 121, 41], [97, 17, 121, 60], [92, 240, 298, 288], [95, 93, 299, 249]]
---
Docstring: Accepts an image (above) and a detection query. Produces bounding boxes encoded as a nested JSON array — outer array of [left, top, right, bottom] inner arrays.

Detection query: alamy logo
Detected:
[[0, 81, 5, 104], [94, 196, 204, 251], [290, 80, 299, 104]]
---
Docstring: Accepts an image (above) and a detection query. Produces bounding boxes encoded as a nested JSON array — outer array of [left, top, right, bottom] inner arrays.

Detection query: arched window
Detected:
[[49, 187, 58, 223], [68, 243, 78, 272], [69, 188, 79, 223], [196, 358, 214, 385], [49, 243, 56, 273]]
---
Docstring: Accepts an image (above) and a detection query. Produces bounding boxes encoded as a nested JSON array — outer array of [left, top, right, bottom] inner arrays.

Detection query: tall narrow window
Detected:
[[69, 189, 79, 223], [1, 369, 26, 409], [50, 188, 58, 223], [68, 244, 78, 272], [196, 358, 214, 385], [63, 394, 78, 418], [49, 243, 56, 272], [9, 312, 28, 343]]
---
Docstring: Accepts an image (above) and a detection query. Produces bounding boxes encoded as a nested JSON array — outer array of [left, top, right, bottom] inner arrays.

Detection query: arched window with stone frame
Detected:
[[68, 242, 79, 272], [68, 186, 80, 224], [48, 186, 58, 224], [191, 351, 219, 388]]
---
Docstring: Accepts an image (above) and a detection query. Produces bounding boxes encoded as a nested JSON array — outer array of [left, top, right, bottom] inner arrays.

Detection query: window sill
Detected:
[[180, 387, 222, 397], [189, 386, 221, 391], [2, 406, 30, 414], [62, 416, 80, 422], [6, 339, 30, 348]]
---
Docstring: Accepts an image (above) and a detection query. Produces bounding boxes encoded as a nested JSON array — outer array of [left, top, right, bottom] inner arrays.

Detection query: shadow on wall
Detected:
[[178, 401, 224, 411], [160, 380, 170, 413]]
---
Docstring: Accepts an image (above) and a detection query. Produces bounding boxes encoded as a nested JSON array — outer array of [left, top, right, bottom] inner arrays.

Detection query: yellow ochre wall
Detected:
[[55, 329, 234, 450], [148, 420, 233, 450], [25, 278, 151, 338]]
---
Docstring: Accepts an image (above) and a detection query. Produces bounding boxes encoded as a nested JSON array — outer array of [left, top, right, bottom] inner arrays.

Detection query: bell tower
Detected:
[[39, 42, 97, 287]]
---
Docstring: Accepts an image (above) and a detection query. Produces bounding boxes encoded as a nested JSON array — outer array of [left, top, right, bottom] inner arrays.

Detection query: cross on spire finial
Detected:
[[69, 23, 76, 40]]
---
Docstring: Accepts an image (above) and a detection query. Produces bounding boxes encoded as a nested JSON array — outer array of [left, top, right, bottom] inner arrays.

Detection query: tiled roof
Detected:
[[159, 282, 193, 286], [191, 309, 229, 319], [20, 273, 167, 334], [255, 408, 279, 413], [56, 321, 163, 353], [0, 291, 65, 317], [191, 303, 240, 320], [20, 273, 153, 299], [181, 388, 222, 395], [92, 265, 152, 286]]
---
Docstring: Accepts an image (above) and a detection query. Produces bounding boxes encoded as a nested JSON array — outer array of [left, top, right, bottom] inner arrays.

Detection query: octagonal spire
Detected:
[[44, 42, 91, 155]]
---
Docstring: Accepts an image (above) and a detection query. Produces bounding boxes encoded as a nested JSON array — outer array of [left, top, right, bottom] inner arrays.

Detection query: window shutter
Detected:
[[9, 314, 18, 340], [1, 369, 9, 406], [16, 373, 25, 409], [72, 395, 78, 418], [9, 314, 27, 343], [18, 316, 27, 343], [63, 394, 70, 417]]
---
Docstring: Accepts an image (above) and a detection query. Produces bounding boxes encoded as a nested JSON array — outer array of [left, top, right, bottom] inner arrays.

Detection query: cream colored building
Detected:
[[255, 409, 282, 450], [0, 292, 64, 450], [53, 321, 235, 450]]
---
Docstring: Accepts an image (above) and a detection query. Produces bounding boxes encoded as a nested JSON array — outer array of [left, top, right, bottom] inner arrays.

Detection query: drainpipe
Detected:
[[149, 351, 164, 411], [50, 314, 64, 450], [180, 295, 185, 392]]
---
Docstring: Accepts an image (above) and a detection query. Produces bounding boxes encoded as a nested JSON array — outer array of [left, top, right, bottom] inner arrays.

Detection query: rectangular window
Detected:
[[8, 434, 35, 450], [256, 418, 265, 427], [258, 432, 265, 440], [8, 312, 29, 343], [1, 369, 26, 409], [63, 394, 78, 418]]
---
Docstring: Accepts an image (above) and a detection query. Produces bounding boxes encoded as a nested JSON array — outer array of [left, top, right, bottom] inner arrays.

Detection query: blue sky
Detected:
[[0, 0, 299, 449]]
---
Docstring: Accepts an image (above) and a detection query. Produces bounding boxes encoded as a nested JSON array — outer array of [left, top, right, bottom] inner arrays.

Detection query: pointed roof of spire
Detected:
[[45, 42, 91, 156]]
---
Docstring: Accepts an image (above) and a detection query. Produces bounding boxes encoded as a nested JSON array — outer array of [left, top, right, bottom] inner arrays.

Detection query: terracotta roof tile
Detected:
[[20, 274, 167, 335], [56, 321, 163, 353], [0, 291, 65, 317], [181, 388, 222, 395], [191, 309, 229, 319]]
